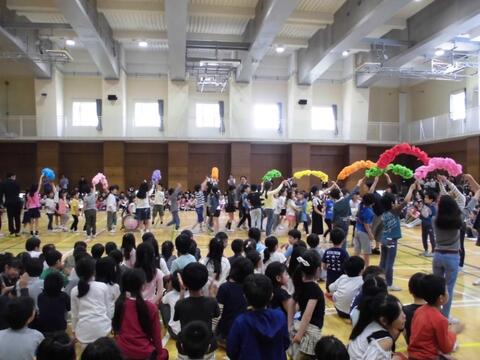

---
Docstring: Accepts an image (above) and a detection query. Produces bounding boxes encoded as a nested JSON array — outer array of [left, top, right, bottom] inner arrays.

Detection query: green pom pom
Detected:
[[387, 164, 413, 179], [365, 166, 385, 178], [262, 169, 282, 182]]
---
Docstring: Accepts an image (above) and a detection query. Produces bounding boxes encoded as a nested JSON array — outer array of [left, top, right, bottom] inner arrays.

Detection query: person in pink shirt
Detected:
[[26, 174, 43, 236], [134, 242, 164, 304], [57, 190, 69, 232]]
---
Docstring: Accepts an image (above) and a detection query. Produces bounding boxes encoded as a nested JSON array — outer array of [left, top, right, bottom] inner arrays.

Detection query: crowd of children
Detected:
[[1, 170, 480, 359]]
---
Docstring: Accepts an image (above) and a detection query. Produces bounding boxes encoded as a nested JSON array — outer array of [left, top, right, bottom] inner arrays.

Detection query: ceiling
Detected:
[[1, 0, 478, 86]]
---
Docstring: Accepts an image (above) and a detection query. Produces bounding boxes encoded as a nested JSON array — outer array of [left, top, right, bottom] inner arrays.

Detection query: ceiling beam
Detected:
[[0, 2, 51, 78], [288, 10, 333, 26], [297, 0, 411, 85], [236, 0, 299, 83], [55, 0, 119, 79], [165, 0, 187, 80], [356, 0, 480, 88]]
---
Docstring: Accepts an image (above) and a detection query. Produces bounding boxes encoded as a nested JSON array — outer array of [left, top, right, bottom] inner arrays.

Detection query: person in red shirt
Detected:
[[408, 274, 464, 360], [112, 269, 168, 360]]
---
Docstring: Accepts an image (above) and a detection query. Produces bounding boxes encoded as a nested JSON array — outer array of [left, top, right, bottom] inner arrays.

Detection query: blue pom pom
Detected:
[[42, 168, 55, 181]]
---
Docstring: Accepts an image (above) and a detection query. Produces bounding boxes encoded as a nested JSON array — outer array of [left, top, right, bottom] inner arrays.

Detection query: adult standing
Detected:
[[262, 180, 287, 236], [78, 176, 90, 196], [59, 174, 69, 191], [0, 172, 22, 236], [235, 176, 249, 220]]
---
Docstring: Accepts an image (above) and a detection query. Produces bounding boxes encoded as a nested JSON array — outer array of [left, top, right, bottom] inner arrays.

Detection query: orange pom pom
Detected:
[[211, 167, 219, 181], [337, 160, 376, 181]]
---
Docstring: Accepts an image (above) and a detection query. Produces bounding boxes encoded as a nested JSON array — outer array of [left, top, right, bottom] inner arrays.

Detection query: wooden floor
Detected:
[[2, 211, 480, 359]]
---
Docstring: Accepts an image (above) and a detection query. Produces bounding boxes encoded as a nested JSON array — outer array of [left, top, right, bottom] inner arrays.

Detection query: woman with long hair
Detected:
[[225, 185, 237, 231], [113, 269, 168, 360], [134, 242, 164, 305], [200, 237, 231, 295], [433, 194, 463, 319]]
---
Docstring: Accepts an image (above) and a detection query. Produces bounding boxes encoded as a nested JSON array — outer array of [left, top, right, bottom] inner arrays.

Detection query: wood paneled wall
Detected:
[[1, 137, 479, 191]]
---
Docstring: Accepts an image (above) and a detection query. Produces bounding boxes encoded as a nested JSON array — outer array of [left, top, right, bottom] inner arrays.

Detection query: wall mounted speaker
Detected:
[[298, 99, 308, 105], [107, 94, 118, 101]]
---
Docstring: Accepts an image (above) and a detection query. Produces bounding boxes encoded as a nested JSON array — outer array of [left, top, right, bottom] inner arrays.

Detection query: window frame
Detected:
[[195, 102, 221, 128], [71, 100, 98, 127], [253, 103, 280, 130], [449, 89, 466, 121], [134, 101, 161, 128], [311, 105, 336, 131]]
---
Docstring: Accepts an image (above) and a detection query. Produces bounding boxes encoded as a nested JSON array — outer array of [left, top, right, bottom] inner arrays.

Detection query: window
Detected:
[[450, 90, 466, 121], [312, 106, 336, 130], [254, 104, 280, 130], [135, 102, 160, 127], [72, 101, 97, 127], [196, 103, 220, 128]]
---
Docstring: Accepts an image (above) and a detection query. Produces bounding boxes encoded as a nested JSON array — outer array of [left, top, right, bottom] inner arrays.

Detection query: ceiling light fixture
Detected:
[[342, 50, 350, 57], [65, 39, 75, 46], [138, 41, 148, 48], [275, 45, 285, 54], [458, 33, 470, 38], [434, 49, 445, 56]]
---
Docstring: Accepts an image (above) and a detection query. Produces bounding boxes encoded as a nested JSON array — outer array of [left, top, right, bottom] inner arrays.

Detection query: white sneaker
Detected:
[[473, 279, 480, 286], [425, 252, 434, 257], [109, 230, 115, 234], [449, 317, 460, 325], [388, 285, 402, 292]]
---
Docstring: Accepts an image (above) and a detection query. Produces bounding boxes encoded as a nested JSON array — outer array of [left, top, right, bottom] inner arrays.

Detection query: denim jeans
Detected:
[[250, 208, 262, 229], [264, 208, 274, 235], [379, 238, 398, 286], [195, 206, 204, 223], [433, 252, 460, 318], [167, 210, 180, 229]]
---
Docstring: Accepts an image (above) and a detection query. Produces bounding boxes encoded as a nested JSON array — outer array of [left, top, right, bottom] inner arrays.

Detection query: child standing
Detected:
[[45, 190, 56, 232], [225, 185, 237, 231], [106, 185, 118, 233], [292, 250, 325, 359], [192, 183, 206, 232], [353, 193, 376, 267], [167, 184, 182, 230], [152, 183, 165, 226], [113, 269, 169, 360], [26, 174, 43, 236], [83, 186, 97, 240], [408, 274, 464, 360], [328, 256, 365, 318], [57, 190, 69, 231], [322, 228, 349, 290], [227, 274, 290, 360], [70, 192, 80, 232], [419, 190, 437, 257], [323, 195, 334, 241], [248, 184, 263, 230]]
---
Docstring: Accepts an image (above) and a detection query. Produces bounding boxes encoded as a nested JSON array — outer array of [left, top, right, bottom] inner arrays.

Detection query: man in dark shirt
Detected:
[[0, 173, 21, 236], [78, 176, 90, 195]]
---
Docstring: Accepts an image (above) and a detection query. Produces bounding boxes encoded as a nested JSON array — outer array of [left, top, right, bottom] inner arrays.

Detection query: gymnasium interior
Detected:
[[1, 0, 480, 359]]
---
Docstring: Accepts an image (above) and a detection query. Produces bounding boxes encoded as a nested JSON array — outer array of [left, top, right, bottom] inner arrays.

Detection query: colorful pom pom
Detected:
[[376, 143, 430, 169], [211, 167, 219, 181], [41, 168, 55, 181], [387, 164, 414, 179], [292, 170, 329, 183], [151, 169, 162, 184], [92, 173, 109, 190], [262, 169, 283, 182], [414, 157, 463, 180], [337, 161, 376, 181]]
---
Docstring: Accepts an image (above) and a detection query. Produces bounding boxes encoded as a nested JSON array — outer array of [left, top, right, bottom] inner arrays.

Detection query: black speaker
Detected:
[[107, 94, 118, 101], [298, 99, 308, 105]]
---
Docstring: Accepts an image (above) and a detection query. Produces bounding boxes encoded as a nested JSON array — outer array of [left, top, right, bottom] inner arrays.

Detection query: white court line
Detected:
[[162, 333, 170, 347]]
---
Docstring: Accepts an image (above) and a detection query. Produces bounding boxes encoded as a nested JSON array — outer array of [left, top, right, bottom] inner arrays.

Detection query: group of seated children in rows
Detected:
[[0, 224, 465, 360]]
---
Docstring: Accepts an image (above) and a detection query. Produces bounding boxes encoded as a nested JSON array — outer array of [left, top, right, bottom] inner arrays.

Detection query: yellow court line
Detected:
[[397, 342, 480, 352]]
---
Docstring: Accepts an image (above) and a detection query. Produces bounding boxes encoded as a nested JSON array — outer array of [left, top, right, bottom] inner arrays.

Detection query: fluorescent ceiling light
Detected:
[[275, 45, 285, 54], [342, 50, 350, 57], [138, 41, 148, 48], [65, 39, 75, 46], [434, 49, 445, 56], [458, 33, 470, 38], [472, 35, 480, 42]]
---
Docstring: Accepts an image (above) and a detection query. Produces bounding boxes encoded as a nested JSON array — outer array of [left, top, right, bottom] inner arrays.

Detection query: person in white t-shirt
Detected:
[[151, 183, 165, 226], [328, 255, 364, 318], [262, 236, 286, 270], [106, 186, 118, 233]]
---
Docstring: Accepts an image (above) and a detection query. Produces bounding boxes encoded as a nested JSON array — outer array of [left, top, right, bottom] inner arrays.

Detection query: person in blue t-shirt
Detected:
[[353, 193, 376, 267], [323, 197, 334, 241], [379, 183, 416, 291], [322, 228, 349, 291], [420, 189, 438, 257]]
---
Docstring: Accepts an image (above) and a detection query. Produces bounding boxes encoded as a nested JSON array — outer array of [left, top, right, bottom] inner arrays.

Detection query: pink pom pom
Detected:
[[92, 173, 109, 190], [414, 157, 462, 180]]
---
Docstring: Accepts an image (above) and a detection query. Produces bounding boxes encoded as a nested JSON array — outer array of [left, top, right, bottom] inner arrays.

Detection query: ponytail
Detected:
[[292, 250, 320, 301], [75, 258, 95, 298], [263, 236, 278, 264]]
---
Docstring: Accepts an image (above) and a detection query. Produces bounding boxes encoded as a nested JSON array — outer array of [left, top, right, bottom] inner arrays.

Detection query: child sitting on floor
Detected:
[[408, 274, 464, 360], [328, 256, 365, 319], [227, 274, 290, 360], [322, 228, 349, 291], [402, 272, 426, 344]]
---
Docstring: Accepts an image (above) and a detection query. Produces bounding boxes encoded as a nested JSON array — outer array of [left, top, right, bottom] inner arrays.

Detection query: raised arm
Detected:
[[369, 176, 379, 193], [269, 180, 287, 196], [37, 174, 44, 193], [384, 173, 392, 185]]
